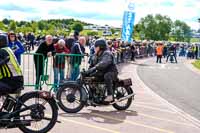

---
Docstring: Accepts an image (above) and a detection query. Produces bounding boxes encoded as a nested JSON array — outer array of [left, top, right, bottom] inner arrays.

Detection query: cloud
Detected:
[[0, 0, 199, 29], [41, 0, 68, 1], [0, 3, 37, 12], [160, 1, 174, 7], [48, 8, 122, 20]]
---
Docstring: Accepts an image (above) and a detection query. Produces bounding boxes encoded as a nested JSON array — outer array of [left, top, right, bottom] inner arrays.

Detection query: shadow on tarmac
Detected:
[[59, 110, 138, 124]]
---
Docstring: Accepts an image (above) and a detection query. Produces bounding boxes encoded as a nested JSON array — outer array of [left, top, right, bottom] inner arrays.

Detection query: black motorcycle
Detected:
[[0, 88, 59, 133], [56, 70, 135, 113]]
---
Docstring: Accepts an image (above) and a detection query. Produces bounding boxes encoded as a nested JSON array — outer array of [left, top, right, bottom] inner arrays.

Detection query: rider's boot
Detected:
[[104, 83, 114, 102], [104, 95, 113, 102]]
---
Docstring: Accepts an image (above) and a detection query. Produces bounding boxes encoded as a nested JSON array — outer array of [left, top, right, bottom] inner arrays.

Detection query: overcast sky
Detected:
[[0, 0, 199, 29]]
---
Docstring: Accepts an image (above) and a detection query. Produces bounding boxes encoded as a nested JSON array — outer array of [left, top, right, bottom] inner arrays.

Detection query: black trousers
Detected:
[[34, 55, 44, 90], [195, 52, 198, 59], [120, 52, 124, 62], [0, 77, 23, 93], [30, 41, 34, 50], [104, 72, 118, 96], [131, 51, 135, 61], [156, 55, 162, 63], [94, 71, 118, 96]]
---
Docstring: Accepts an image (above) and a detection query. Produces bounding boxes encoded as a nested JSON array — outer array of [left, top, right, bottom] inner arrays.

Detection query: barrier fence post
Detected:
[[22, 53, 45, 89]]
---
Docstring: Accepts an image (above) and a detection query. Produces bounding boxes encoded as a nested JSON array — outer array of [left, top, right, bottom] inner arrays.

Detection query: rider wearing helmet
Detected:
[[85, 39, 118, 102], [0, 34, 23, 93]]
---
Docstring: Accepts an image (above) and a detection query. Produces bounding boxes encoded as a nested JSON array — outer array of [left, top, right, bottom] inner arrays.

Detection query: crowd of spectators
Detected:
[[5, 31, 200, 91]]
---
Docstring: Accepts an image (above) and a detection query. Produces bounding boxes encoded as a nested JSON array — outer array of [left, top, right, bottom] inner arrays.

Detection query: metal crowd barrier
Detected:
[[113, 46, 155, 63], [21, 53, 45, 89], [45, 54, 89, 87], [21, 53, 89, 90]]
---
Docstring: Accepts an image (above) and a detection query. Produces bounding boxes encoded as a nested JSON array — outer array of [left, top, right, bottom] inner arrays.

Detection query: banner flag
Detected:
[[121, 0, 136, 43]]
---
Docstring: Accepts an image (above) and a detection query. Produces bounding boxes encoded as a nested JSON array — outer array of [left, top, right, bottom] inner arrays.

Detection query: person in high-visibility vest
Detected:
[[156, 42, 164, 63], [0, 34, 23, 93]]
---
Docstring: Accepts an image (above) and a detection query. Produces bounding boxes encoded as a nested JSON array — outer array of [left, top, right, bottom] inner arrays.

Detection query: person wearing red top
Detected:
[[53, 39, 70, 91]]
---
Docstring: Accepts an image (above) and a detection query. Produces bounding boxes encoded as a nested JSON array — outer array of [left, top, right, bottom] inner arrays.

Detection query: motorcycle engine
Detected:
[[90, 84, 106, 103]]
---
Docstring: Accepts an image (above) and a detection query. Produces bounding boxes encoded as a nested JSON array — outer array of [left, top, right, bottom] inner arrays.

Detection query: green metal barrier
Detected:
[[22, 53, 89, 92], [44, 54, 89, 92], [21, 53, 46, 89]]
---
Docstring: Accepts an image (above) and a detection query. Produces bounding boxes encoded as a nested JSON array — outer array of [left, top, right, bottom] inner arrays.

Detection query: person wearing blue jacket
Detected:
[[8, 32, 25, 65]]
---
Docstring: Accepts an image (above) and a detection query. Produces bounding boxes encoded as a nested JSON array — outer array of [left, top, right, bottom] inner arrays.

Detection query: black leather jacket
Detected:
[[91, 50, 118, 75]]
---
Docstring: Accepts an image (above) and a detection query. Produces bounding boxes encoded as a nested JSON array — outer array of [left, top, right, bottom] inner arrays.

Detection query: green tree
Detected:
[[87, 31, 98, 36], [17, 21, 26, 27], [135, 14, 172, 40], [0, 21, 7, 31], [154, 14, 172, 40], [9, 21, 17, 32], [72, 22, 83, 32], [2, 18, 10, 25], [31, 22, 38, 33], [172, 20, 191, 42], [38, 21, 45, 30], [137, 15, 157, 40], [111, 28, 116, 34]]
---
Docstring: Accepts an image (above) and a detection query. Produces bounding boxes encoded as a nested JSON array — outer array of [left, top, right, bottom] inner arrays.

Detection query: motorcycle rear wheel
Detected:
[[113, 86, 133, 110]]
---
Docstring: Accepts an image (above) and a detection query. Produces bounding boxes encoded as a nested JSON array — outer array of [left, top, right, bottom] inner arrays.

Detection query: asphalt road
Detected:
[[137, 57, 200, 121], [2, 54, 200, 133]]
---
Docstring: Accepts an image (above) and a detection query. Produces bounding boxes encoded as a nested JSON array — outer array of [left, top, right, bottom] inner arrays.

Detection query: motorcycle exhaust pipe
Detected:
[[111, 93, 135, 104]]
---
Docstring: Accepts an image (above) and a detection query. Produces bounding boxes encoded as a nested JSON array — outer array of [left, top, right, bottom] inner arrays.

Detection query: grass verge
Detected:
[[192, 60, 200, 70]]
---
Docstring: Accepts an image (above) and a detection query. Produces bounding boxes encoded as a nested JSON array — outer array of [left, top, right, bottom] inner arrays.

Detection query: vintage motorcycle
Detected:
[[0, 88, 59, 133], [56, 70, 135, 113]]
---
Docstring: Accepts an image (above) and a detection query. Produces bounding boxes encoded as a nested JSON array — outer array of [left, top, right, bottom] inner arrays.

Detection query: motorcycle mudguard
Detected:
[[18, 91, 58, 110], [128, 86, 134, 95], [118, 78, 132, 87]]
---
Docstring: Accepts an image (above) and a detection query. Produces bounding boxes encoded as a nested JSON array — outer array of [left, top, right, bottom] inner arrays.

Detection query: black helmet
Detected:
[[0, 34, 8, 48], [94, 39, 107, 50]]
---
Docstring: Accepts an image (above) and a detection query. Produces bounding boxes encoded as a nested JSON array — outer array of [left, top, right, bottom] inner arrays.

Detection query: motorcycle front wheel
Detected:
[[56, 84, 85, 113], [16, 92, 58, 133]]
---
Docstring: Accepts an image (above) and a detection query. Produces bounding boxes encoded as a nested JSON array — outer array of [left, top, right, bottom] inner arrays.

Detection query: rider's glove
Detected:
[[86, 67, 96, 75]]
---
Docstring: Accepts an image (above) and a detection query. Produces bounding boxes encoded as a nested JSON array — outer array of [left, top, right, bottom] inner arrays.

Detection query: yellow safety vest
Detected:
[[0, 47, 22, 80]]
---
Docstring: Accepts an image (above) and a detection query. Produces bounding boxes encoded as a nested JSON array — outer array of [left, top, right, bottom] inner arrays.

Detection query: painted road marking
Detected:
[[134, 101, 165, 107], [134, 100, 200, 128], [138, 113, 197, 128], [134, 104, 176, 114], [58, 117, 120, 133], [146, 65, 180, 70], [91, 113, 174, 133]]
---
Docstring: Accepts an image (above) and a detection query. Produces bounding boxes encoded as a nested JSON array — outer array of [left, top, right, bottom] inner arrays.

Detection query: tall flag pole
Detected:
[[121, 0, 136, 43]]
